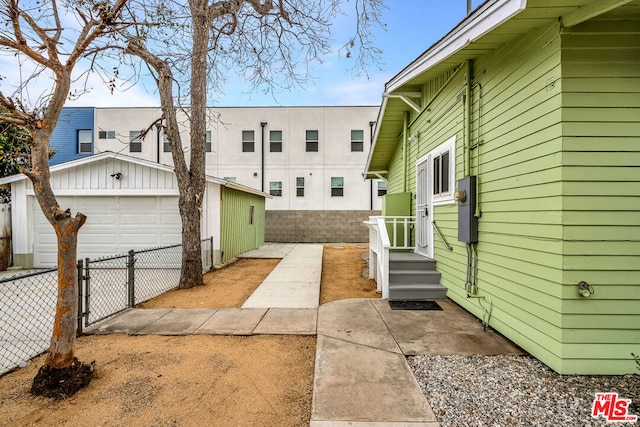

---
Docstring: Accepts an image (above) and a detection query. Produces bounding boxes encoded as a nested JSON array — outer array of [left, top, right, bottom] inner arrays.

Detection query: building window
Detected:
[[296, 177, 304, 197], [306, 130, 318, 152], [433, 151, 450, 196], [163, 134, 170, 152], [270, 130, 282, 152], [206, 130, 212, 153], [269, 181, 282, 197], [78, 129, 92, 154], [377, 181, 387, 197], [98, 130, 115, 139], [249, 205, 255, 226], [129, 130, 142, 153], [351, 129, 364, 152], [224, 176, 236, 183], [331, 177, 344, 197], [428, 135, 456, 205], [242, 130, 255, 152]]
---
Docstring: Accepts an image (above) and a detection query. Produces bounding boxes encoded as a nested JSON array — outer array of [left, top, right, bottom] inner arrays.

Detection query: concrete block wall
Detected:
[[265, 210, 381, 243]]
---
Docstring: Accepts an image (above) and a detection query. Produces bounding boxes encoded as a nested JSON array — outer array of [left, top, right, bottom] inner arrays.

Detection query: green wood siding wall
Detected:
[[383, 17, 640, 373], [220, 187, 265, 263], [559, 17, 640, 374], [401, 21, 570, 373]]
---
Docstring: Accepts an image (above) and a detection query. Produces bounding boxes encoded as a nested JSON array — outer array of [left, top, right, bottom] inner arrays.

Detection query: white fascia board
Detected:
[[386, 0, 528, 94], [206, 176, 272, 199], [364, 96, 389, 175]]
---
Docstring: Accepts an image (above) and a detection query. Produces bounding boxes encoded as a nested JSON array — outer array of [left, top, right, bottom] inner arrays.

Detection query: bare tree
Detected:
[[122, 0, 385, 289], [0, 0, 129, 397]]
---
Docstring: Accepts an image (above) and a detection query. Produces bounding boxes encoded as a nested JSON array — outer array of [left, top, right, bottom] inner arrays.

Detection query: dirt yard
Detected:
[[0, 245, 379, 427]]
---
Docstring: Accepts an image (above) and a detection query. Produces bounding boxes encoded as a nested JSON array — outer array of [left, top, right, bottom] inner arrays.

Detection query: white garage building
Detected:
[[2, 152, 268, 268]]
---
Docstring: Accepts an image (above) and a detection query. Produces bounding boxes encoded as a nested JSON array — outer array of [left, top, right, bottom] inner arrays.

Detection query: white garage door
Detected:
[[32, 196, 182, 267]]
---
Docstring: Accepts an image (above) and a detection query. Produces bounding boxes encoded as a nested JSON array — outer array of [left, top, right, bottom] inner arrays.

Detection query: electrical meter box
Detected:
[[457, 176, 478, 243]]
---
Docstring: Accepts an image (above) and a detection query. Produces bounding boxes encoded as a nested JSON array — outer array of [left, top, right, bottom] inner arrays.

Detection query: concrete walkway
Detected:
[[85, 243, 522, 426], [241, 244, 323, 309]]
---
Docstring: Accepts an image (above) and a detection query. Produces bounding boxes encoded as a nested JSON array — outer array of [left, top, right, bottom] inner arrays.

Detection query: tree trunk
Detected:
[[175, 1, 209, 289], [28, 129, 92, 397], [177, 190, 204, 289]]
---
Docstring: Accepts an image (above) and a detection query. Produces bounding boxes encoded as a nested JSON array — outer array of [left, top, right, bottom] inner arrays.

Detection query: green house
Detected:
[[364, 0, 640, 374]]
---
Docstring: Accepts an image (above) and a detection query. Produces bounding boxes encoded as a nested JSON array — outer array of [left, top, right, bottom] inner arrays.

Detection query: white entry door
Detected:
[[415, 156, 433, 258]]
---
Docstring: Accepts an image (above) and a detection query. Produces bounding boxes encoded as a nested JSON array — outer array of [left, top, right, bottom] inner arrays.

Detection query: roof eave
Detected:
[[386, 0, 528, 94]]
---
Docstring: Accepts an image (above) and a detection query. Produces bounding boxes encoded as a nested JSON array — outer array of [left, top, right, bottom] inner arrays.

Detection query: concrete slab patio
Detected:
[[310, 298, 522, 426], [85, 243, 523, 426]]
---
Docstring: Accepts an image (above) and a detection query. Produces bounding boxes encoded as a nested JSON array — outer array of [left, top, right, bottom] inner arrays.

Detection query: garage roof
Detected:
[[0, 151, 272, 198]]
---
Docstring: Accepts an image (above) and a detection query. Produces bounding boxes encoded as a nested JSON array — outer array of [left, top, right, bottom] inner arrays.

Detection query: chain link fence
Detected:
[[0, 237, 214, 376]]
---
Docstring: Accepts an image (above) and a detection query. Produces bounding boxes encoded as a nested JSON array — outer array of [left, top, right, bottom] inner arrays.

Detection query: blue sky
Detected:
[[1, 1, 485, 108]]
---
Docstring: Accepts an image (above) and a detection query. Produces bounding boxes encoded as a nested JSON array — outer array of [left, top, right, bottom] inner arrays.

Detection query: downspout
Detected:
[[260, 122, 267, 192], [403, 111, 409, 193], [369, 120, 376, 210], [156, 123, 161, 164]]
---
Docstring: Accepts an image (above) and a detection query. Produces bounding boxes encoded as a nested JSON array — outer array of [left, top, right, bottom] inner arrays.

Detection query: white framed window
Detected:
[[78, 129, 92, 154], [431, 135, 456, 205], [296, 177, 304, 197], [98, 130, 115, 139], [377, 180, 387, 197], [306, 130, 318, 152], [331, 176, 344, 197], [129, 130, 142, 153], [269, 181, 282, 197], [270, 130, 282, 152], [163, 134, 170, 152], [351, 129, 364, 152], [206, 130, 212, 153], [242, 130, 254, 152]]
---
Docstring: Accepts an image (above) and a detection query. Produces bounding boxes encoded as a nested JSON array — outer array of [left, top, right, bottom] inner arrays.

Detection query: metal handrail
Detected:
[[432, 220, 454, 251]]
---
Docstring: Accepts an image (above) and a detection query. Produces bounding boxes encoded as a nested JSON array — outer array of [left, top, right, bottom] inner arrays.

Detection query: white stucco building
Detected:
[[56, 106, 383, 242]]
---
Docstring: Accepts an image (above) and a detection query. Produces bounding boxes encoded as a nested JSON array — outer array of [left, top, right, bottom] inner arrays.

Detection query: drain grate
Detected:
[[389, 300, 442, 310]]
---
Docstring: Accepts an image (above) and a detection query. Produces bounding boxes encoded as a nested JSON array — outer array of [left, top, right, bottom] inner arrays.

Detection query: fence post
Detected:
[[77, 259, 84, 336], [127, 250, 136, 307], [209, 236, 214, 271], [84, 257, 91, 327]]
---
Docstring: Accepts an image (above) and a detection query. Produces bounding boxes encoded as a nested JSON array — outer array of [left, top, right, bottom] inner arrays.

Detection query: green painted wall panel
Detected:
[[557, 359, 634, 376], [480, 196, 563, 212], [562, 92, 640, 107], [563, 240, 640, 255], [563, 108, 640, 122], [219, 187, 265, 263], [563, 329, 640, 344], [562, 343, 639, 360], [377, 15, 640, 373], [563, 225, 640, 241], [563, 137, 639, 152], [563, 77, 640, 93], [563, 314, 640, 329], [562, 63, 640, 78], [563, 122, 640, 137], [561, 284, 640, 300], [562, 167, 640, 182], [562, 299, 639, 315], [563, 255, 640, 271], [563, 270, 639, 286], [562, 182, 640, 196]]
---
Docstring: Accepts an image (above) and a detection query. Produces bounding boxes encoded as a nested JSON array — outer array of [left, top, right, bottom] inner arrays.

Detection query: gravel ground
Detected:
[[408, 354, 639, 426]]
